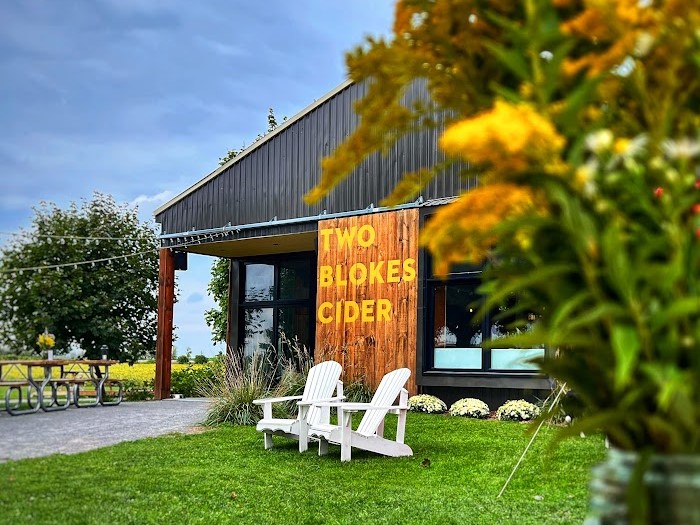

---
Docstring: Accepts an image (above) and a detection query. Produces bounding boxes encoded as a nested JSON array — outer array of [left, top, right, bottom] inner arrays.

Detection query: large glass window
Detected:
[[238, 255, 315, 360], [428, 266, 544, 372], [433, 282, 482, 369]]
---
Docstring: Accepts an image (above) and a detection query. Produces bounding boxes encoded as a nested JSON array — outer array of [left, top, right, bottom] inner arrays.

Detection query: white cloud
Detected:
[[130, 190, 174, 207], [196, 36, 247, 58]]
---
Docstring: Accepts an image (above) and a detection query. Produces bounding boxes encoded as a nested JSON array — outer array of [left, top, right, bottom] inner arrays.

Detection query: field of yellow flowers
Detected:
[[2, 362, 201, 381], [110, 363, 201, 381]]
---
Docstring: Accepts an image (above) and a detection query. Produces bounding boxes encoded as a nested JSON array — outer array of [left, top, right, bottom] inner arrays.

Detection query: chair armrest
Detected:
[[297, 395, 346, 407], [252, 395, 303, 405], [314, 402, 409, 412]]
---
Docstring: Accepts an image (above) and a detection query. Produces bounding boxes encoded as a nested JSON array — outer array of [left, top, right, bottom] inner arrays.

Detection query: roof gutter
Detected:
[[158, 198, 424, 241]]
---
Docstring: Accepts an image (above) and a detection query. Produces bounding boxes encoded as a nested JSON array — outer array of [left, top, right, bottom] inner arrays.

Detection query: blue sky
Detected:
[[0, 0, 394, 356]]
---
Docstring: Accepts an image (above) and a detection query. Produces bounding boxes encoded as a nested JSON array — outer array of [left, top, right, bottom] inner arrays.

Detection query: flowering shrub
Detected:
[[496, 400, 540, 422], [123, 379, 155, 401], [449, 398, 490, 419], [408, 394, 447, 414], [303, 0, 700, 455]]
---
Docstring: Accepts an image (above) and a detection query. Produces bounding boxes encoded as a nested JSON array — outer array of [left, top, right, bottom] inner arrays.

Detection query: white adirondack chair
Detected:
[[253, 360, 343, 452], [308, 368, 413, 462]]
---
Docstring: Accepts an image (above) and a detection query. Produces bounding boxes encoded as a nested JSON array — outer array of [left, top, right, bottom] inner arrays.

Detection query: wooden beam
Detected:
[[154, 248, 175, 400]]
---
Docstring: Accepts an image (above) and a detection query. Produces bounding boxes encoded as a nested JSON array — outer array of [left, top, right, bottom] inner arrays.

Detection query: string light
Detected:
[[0, 228, 239, 275], [0, 233, 209, 275], [0, 231, 148, 242]]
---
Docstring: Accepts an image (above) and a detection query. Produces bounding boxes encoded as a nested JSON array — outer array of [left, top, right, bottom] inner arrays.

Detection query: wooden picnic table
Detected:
[[0, 359, 123, 415]]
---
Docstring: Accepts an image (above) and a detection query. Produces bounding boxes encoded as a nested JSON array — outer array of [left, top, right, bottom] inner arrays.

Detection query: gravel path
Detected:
[[0, 398, 211, 462]]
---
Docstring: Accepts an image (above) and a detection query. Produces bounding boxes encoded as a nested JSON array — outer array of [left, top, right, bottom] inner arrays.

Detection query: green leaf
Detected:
[[601, 223, 634, 302], [611, 324, 641, 391], [650, 297, 700, 332], [556, 76, 601, 135], [481, 263, 576, 312], [484, 42, 531, 82], [565, 302, 627, 332]]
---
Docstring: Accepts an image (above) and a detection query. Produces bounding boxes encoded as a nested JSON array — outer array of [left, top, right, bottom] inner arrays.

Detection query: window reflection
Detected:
[[279, 260, 310, 300], [239, 256, 314, 363], [431, 283, 544, 371], [490, 295, 543, 370], [243, 308, 274, 358], [278, 307, 310, 359], [244, 264, 274, 301]]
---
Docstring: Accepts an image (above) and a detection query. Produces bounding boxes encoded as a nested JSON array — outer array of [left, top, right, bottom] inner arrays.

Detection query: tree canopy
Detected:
[[0, 193, 159, 362], [204, 257, 229, 344]]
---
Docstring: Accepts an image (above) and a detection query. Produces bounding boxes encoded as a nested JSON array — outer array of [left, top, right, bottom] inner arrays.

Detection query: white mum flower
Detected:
[[449, 398, 490, 418], [496, 399, 540, 421], [408, 394, 447, 414]]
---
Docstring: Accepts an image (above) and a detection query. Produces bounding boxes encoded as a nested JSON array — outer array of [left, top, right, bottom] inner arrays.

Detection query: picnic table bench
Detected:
[[0, 359, 124, 415]]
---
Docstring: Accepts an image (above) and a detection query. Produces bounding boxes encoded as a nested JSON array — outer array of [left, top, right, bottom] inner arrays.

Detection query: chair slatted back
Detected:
[[356, 368, 411, 436], [301, 361, 342, 425]]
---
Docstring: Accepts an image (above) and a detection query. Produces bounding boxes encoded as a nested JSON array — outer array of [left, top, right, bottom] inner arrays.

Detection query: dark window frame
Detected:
[[236, 252, 316, 359], [424, 259, 542, 375]]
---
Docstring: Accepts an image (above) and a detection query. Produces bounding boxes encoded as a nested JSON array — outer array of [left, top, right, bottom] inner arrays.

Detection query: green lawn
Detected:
[[0, 413, 605, 525]]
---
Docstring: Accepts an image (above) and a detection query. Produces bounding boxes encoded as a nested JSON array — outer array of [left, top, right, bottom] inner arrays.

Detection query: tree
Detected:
[[0, 193, 159, 362], [204, 257, 229, 344], [206, 108, 285, 344], [218, 108, 283, 166]]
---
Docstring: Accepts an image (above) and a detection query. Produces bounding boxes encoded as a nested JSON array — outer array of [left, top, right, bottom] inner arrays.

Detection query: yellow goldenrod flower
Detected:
[[420, 183, 544, 274], [439, 101, 565, 177]]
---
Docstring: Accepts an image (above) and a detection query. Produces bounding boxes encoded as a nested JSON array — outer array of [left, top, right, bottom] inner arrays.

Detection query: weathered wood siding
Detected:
[[315, 209, 418, 393]]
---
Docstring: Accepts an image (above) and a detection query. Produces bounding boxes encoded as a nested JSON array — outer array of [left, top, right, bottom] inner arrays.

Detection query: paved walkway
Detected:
[[0, 398, 211, 462]]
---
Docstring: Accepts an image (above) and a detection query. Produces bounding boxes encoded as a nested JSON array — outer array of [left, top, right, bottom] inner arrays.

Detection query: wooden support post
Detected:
[[154, 248, 175, 400]]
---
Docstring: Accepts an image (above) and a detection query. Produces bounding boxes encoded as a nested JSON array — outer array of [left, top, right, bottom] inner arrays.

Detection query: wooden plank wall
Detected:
[[315, 209, 419, 394]]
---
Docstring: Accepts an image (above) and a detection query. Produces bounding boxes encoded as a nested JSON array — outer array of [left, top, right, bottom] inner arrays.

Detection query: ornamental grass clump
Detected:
[[496, 400, 541, 422], [449, 398, 490, 419], [201, 351, 274, 426], [408, 394, 447, 414], [202, 338, 314, 426]]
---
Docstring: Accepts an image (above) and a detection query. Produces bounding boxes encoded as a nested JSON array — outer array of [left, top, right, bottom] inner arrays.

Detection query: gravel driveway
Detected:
[[0, 398, 211, 462]]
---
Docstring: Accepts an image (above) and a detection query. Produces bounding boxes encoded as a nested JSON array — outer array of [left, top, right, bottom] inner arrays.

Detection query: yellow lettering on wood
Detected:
[[386, 259, 401, 283], [376, 299, 392, 321], [318, 302, 333, 324]]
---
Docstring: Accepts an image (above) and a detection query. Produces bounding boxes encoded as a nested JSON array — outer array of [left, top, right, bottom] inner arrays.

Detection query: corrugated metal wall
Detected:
[[156, 81, 475, 238]]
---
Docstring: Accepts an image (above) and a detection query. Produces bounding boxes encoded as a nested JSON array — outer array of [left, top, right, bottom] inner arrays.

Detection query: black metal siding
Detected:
[[156, 81, 474, 238]]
